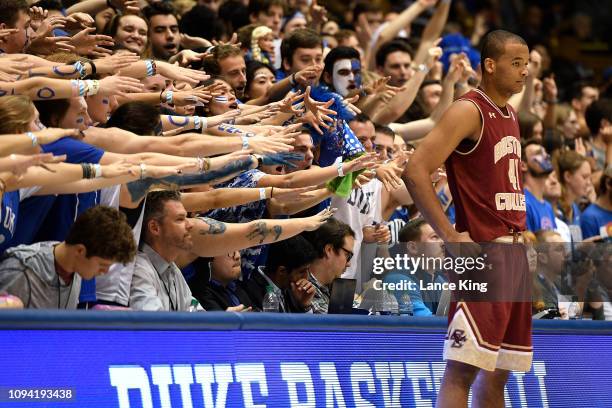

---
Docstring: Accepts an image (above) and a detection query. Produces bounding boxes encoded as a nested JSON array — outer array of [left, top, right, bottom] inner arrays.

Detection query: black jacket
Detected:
[[193, 280, 257, 311]]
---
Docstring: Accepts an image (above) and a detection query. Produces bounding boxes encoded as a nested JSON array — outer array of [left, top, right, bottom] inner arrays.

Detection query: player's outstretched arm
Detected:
[[402, 100, 481, 243]]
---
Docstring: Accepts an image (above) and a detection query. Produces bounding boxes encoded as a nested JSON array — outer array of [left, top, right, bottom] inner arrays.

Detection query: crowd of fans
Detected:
[[0, 0, 609, 319]]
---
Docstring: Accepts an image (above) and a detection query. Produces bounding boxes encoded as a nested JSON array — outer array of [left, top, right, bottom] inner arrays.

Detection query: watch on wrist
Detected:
[[414, 63, 429, 74]]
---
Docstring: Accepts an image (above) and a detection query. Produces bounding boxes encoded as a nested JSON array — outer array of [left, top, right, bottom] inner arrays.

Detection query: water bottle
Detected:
[[398, 293, 414, 316], [262, 286, 280, 313], [380, 290, 399, 316], [568, 297, 581, 320], [188, 298, 199, 312]]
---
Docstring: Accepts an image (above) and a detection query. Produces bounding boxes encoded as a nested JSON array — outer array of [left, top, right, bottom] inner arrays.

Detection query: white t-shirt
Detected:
[[95, 188, 144, 306], [331, 179, 383, 281]]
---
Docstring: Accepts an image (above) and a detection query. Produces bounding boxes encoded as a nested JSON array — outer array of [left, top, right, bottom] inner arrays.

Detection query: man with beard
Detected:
[[143, 2, 181, 61], [521, 140, 557, 232], [202, 45, 248, 100], [130, 190, 201, 311]]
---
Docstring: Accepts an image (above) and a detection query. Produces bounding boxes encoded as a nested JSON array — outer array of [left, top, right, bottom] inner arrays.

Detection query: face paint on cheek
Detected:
[[332, 59, 354, 97], [352, 59, 362, 88]]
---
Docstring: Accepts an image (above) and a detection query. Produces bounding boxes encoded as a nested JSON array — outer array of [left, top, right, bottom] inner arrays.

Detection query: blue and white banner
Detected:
[[0, 313, 611, 407]]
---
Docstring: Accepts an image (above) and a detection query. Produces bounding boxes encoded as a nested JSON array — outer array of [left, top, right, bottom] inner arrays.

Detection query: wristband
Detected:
[[88, 60, 97, 77], [84, 80, 100, 96], [197, 157, 210, 173], [74, 61, 87, 78], [139, 163, 147, 180], [81, 163, 95, 179], [165, 90, 174, 105], [241, 135, 249, 150], [335, 157, 344, 177], [144, 60, 156, 77], [270, 187, 274, 198], [72, 80, 86, 97], [193, 116, 201, 130], [414, 63, 429, 74], [199, 116, 207, 132], [259, 188, 266, 200], [26, 131, 38, 147], [93, 163, 102, 178], [289, 73, 297, 87]]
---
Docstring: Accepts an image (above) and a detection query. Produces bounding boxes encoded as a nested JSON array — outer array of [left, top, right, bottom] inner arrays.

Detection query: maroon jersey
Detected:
[[445, 88, 526, 241]]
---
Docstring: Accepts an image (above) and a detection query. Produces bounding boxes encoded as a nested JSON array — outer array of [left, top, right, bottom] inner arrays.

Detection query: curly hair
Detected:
[[65, 206, 137, 264], [250, 25, 273, 64]]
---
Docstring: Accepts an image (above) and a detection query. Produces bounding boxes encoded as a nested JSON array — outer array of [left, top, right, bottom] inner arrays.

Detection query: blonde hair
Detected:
[[250, 25, 273, 64], [0, 96, 35, 134], [554, 103, 573, 129]]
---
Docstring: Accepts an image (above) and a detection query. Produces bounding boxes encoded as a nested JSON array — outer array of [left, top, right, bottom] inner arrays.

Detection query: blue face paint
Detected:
[[214, 96, 229, 103], [352, 59, 362, 88]]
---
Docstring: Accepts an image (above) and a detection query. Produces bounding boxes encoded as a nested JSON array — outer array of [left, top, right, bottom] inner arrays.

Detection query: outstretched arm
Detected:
[[402, 100, 480, 242], [188, 209, 335, 256]]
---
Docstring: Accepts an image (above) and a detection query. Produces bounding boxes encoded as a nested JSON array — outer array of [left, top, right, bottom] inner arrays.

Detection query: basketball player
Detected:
[[403, 30, 531, 407]]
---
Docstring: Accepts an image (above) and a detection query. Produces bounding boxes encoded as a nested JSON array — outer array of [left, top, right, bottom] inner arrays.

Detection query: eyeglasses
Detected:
[[339, 247, 353, 262]]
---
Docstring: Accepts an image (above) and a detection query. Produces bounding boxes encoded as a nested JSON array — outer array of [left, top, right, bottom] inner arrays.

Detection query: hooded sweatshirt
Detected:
[[0, 241, 81, 309]]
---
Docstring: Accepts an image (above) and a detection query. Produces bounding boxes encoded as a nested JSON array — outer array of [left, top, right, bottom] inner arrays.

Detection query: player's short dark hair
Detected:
[[480, 30, 527, 72], [375, 40, 414, 68]]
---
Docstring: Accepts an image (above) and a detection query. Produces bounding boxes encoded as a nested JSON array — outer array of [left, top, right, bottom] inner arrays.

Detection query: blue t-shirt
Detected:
[[525, 188, 557, 232], [14, 137, 104, 246], [0, 191, 20, 254], [383, 271, 432, 316], [580, 203, 612, 239]]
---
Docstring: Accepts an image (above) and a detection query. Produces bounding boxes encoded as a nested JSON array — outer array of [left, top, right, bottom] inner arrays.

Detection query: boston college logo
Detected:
[[450, 329, 467, 348]]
